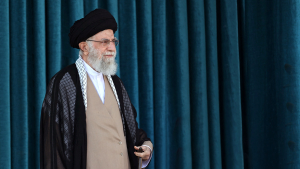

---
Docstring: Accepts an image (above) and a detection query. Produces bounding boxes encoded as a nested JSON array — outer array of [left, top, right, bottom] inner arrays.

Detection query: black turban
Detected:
[[69, 9, 118, 49]]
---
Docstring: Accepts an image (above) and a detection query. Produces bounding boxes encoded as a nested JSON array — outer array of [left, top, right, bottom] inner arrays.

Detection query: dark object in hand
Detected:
[[137, 147, 144, 169], [138, 147, 144, 153]]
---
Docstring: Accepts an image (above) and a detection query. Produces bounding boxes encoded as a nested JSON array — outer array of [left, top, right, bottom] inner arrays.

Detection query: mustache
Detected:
[[103, 52, 116, 56]]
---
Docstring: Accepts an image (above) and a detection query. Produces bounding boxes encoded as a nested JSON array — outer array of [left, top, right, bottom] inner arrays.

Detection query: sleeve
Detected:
[[131, 103, 151, 146], [141, 151, 152, 169], [40, 75, 75, 169], [141, 141, 153, 168], [131, 103, 154, 168]]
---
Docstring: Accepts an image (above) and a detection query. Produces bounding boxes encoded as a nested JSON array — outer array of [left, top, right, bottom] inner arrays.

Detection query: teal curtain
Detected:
[[242, 1, 300, 168], [1, 0, 300, 169]]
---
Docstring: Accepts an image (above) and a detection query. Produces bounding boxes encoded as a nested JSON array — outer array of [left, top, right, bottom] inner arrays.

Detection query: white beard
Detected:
[[87, 44, 118, 75]]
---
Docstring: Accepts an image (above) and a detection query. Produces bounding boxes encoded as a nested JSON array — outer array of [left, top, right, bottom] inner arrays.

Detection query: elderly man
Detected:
[[40, 9, 153, 169]]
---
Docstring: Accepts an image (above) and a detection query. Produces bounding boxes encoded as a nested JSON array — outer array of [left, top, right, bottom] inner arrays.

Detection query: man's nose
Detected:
[[107, 41, 116, 51]]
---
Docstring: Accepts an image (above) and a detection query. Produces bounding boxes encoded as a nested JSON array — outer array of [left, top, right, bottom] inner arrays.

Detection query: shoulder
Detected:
[[52, 64, 78, 81], [47, 63, 79, 90]]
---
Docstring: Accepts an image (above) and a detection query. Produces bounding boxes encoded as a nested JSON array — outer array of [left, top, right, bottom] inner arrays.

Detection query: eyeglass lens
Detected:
[[103, 39, 119, 47]]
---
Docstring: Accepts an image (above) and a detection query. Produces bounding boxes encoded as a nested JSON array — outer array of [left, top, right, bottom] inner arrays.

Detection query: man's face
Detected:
[[86, 29, 118, 75], [89, 29, 116, 59]]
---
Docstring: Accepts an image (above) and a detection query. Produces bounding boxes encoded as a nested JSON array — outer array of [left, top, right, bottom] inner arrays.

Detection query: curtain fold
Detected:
[[136, 1, 155, 168], [27, 0, 46, 168], [1, 0, 300, 169], [165, 0, 192, 167], [188, 0, 210, 168], [204, 0, 223, 168], [0, 0, 11, 168], [218, 0, 244, 168], [152, 0, 168, 168], [10, 0, 29, 168], [46, 0, 62, 78], [243, 0, 300, 168]]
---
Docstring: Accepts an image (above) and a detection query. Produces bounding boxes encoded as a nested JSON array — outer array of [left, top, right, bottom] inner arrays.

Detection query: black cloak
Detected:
[[40, 64, 151, 169]]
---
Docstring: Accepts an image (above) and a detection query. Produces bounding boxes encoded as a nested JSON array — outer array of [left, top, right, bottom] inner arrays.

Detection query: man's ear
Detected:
[[79, 42, 89, 56]]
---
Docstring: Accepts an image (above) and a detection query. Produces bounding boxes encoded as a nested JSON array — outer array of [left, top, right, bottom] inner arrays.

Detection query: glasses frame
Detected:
[[86, 38, 119, 47]]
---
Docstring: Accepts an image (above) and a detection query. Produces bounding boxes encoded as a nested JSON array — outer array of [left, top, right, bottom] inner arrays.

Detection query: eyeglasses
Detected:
[[86, 38, 119, 47]]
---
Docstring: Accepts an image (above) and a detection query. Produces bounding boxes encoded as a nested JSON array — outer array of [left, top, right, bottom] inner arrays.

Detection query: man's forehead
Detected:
[[94, 29, 114, 38]]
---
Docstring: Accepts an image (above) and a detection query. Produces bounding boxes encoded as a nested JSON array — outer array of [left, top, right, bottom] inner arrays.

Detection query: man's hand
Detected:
[[134, 146, 151, 161]]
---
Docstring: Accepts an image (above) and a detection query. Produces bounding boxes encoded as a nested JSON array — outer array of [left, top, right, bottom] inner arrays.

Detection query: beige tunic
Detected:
[[86, 75, 131, 169]]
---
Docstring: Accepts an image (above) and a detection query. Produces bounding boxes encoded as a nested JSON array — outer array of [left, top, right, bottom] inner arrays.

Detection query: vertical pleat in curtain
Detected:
[[0, 0, 10, 168], [218, 0, 244, 168], [243, 0, 300, 168], [10, 0, 28, 168], [136, 1, 155, 168], [1, 0, 300, 169], [165, 0, 193, 168], [203, 0, 223, 168], [152, 0, 167, 168], [189, 0, 215, 168], [27, 0, 46, 168], [46, 0, 61, 78]]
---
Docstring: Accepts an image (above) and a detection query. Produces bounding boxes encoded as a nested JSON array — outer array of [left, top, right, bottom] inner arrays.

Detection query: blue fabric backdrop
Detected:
[[0, 0, 300, 169]]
